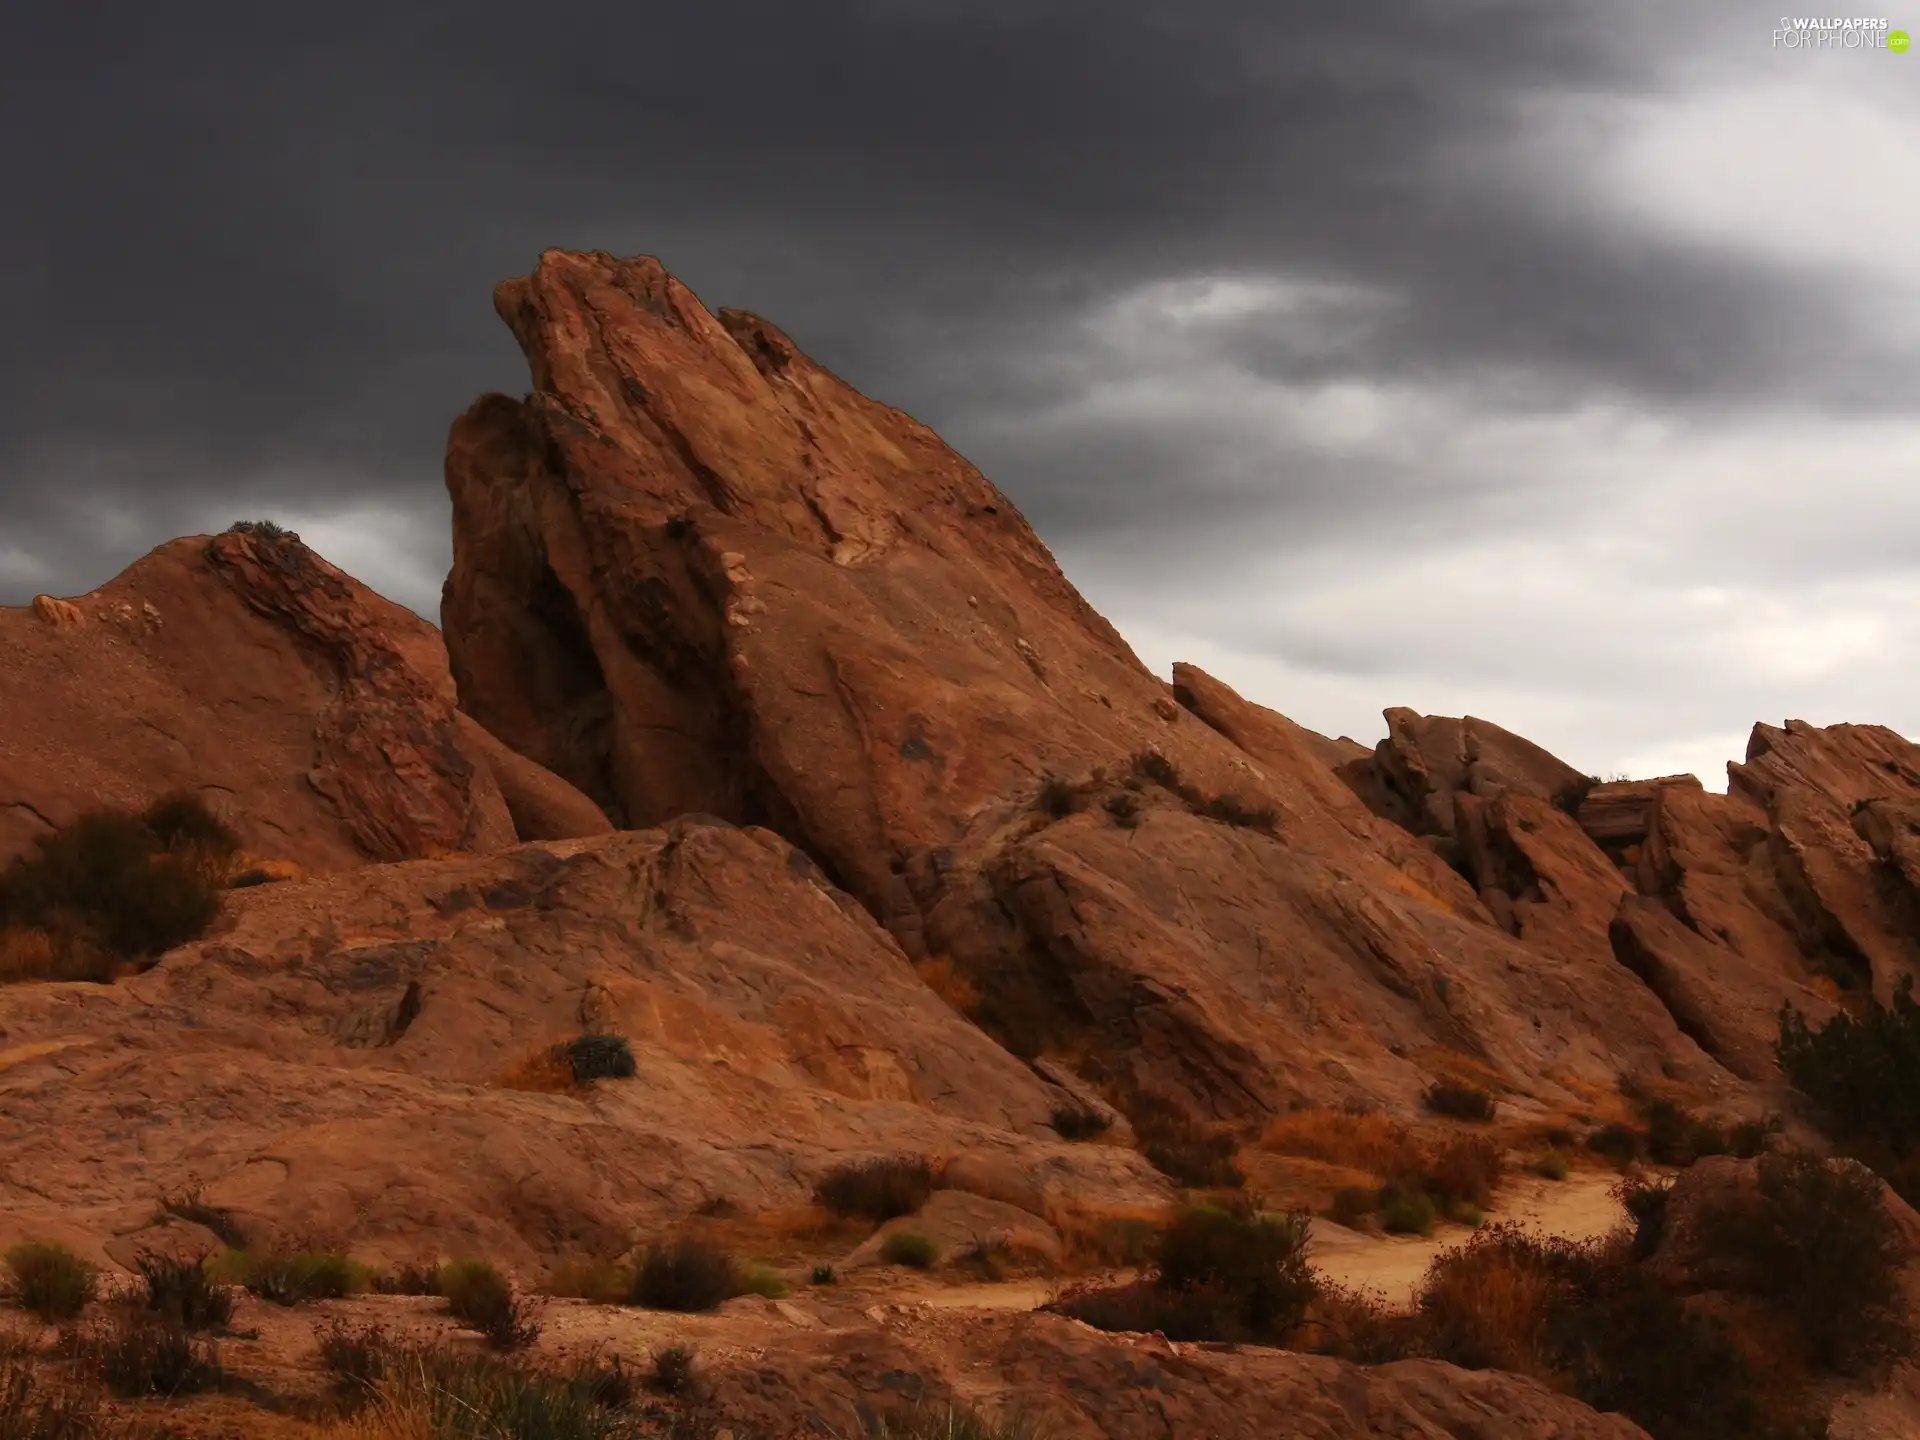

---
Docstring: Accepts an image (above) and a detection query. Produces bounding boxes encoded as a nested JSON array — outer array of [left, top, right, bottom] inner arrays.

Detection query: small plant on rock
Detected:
[[1050, 1106, 1111, 1141], [563, 1033, 636, 1083], [134, 1249, 232, 1330], [648, 1343, 697, 1396], [1422, 1081, 1497, 1123]]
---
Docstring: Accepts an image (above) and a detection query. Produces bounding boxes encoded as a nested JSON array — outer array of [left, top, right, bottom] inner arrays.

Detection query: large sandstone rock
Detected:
[[0, 819, 1168, 1271], [439, 250, 1733, 1124], [0, 530, 608, 874]]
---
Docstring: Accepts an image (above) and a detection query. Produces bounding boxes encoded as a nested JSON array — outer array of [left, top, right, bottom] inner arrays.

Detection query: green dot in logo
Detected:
[[1891, 28, 1912, 52]]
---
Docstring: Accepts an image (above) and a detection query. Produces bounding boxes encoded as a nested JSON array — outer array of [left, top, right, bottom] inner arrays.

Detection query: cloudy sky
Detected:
[[4, 2, 1914, 788]]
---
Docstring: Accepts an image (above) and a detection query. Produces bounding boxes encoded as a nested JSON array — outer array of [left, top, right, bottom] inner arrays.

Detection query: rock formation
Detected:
[[0, 527, 609, 875]]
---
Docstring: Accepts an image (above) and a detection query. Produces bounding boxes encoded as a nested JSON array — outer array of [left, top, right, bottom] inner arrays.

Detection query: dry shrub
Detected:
[[628, 1236, 739, 1313], [76, 1309, 221, 1397], [1423, 1082, 1497, 1123], [1053, 1209, 1163, 1273], [1129, 1095, 1244, 1190], [228, 1247, 362, 1305], [1416, 1228, 1568, 1382], [648, 1343, 697, 1396], [814, 1157, 935, 1222], [1260, 1109, 1424, 1177], [914, 957, 978, 1014], [439, 1259, 542, 1352], [0, 795, 236, 985], [5, 1241, 96, 1323], [880, 1232, 939, 1270], [370, 1259, 441, 1296], [1297, 1281, 1421, 1364], [1050, 1105, 1111, 1141], [134, 1250, 232, 1330], [1421, 1133, 1505, 1211]]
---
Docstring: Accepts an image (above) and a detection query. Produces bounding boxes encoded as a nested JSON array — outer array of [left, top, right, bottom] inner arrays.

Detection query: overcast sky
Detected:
[[4, 2, 1915, 788]]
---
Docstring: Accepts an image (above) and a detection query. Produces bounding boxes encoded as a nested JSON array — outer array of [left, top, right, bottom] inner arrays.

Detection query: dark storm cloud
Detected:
[[0, 0, 1893, 606]]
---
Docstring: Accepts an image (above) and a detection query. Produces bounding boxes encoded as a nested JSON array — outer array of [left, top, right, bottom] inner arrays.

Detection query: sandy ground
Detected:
[[907, 1169, 1629, 1315]]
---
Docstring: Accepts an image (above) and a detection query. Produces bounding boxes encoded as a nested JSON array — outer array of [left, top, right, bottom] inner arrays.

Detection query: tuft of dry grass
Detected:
[[493, 1046, 580, 1094], [1261, 1109, 1425, 1177], [545, 1255, 631, 1305]]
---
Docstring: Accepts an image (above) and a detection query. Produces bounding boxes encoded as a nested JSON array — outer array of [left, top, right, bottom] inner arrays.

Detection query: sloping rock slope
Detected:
[[1339, 706, 1920, 1088], [0, 529, 610, 874], [440, 249, 1737, 1124], [0, 818, 1166, 1271]]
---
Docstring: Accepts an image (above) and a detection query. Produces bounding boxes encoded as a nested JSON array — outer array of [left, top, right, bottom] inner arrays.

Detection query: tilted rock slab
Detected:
[[0, 530, 609, 873], [442, 249, 1733, 1122]]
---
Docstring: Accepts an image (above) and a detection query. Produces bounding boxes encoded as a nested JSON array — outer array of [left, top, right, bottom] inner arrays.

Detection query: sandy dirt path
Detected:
[[908, 1169, 1628, 1314]]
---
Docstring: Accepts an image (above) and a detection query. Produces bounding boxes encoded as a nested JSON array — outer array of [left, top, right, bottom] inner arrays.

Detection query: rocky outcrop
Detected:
[[0, 820, 1166, 1271], [439, 250, 1736, 1126], [0, 529, 608, 874]]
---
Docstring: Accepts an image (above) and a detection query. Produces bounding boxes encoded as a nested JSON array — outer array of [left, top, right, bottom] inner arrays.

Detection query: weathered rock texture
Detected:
[[0, 530, 609, 874], [439, 249, 1736, 1127], [0, 821, 1166, 1272]]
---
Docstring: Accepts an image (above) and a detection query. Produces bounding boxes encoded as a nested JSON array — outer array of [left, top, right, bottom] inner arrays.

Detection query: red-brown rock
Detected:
[[0, 530, 608, 874]]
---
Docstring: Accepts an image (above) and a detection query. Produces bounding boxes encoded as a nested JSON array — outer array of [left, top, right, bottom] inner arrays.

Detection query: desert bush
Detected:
[[1640, 1099, 1733, 1166], [1729, 1117, 1779, 1160], [1104, 792, 1141, 828], [1778, 980, 1920, 1162], [648, 1343, 697, 1396], [1416, 1225, 1572, 1382], [564, 1350, 636, 1411], [1130, 1096, 1244, 1189], [811, 1264, 837, 1285], [1378, 1185, 1437, 1236], [1327, 1186, 1377, 1229], [0, 1357, 118, 1440], [0, 796, 235, 982], [1194, 793, 1279, 834], [1699, 1150, 1912, 1375], [316, 1318, 395, 1393], [881, 1232, 939, 1270], [734, 1262, 789, 1299], [1420, 1134, 1505, 1211], [1553, 776, 1598, 816], [1129, 751, 1186, 795], [1616, 1175, 1673, 1260], [370, 1258, 441, 1296], [628, 1236, 739, 1313], [1586, 1122, 1641, 1167], [225, 518, 295, 542], [814, 1156, 936, 1222], [1535, 1150, 1572, 1181], [1050, 1105, 1111, 1141], [1422, 1082, 1497, 1123], [1297, 1281, 1421, 1364], [545, 1256, 630, 1305], [78, 1310, 220, 1397], [439, 1258, 541, 1351], [5, 1241, 95, 1323], [1055, 1212, 1160, 1272], [1156, 1204, 1316, 1338], [229, 1248, 360, 1306], [1035, 774, 1084, 819], [561, 1033, 635, 1083], [134, 1250, 231, 1330]]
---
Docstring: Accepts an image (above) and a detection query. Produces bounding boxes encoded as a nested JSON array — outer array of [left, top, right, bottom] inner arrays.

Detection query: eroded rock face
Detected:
[[0, 821, 1166, 1271], [0, 530, 608, 873], [439, 250, 1734, 1124]]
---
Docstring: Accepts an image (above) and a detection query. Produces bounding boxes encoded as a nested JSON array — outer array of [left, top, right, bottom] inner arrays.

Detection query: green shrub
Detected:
[[734, 1263, 789, 1299], [811, 1264, 837, 1286], [562, 1033, 635, 1083], [815, 1156, 935, 1221], [1155, 1204, 1316, 1338], [230, 1248, 359, 1305], [1327, 1186, 1377, 1228], [1535, 1150, 1572, 1181], [1423, 1082, 1497, 1122], [4, 1241, 95, 1322], [342, 1342, 632, 1438], [134, 1249, 232, 1330], [1379, 1186, 1437, 1236], [881, 1232, 939, 1270], [1700, 1150, 1912, 1375], [628, 1237, 739, 1313]]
